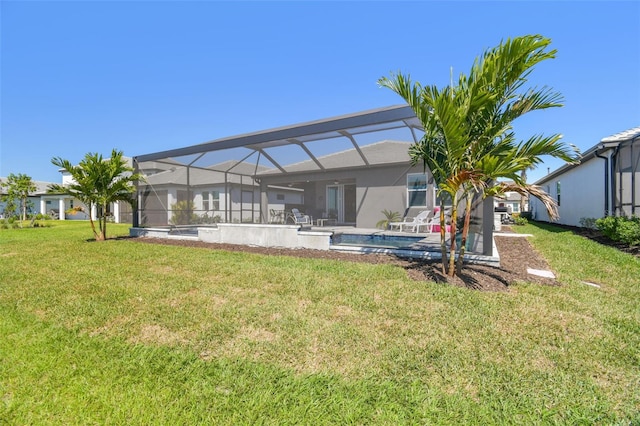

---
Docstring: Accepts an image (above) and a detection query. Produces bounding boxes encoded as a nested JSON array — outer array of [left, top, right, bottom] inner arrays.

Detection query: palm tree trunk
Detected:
[[438, 202, 449, 275], [86, 202, 100, 240], [447, 194, 459, 276], [455, 196, 473, 275], [98, 202, 107, 241]]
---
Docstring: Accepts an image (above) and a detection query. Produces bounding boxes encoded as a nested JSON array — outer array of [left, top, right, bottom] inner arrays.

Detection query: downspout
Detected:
[[611, 144, 621, 216], [594, 146, 609, 216]]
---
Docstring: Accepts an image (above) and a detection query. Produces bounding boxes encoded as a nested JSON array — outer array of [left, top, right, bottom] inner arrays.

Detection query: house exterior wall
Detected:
[[531, 155, 605, 226], [355, 164, 429, 228], [259, 163, 431, 229]]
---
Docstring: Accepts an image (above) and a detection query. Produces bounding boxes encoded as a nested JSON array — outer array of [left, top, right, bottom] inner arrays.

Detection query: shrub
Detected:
[[513, 215, 528, 226], [170, 201, 198, 225], [376, 209, 402, 230], [596, 215, 640, 246]]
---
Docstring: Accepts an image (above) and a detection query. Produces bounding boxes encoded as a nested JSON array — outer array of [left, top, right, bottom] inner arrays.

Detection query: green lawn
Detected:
[[1, 221, 638, 424]]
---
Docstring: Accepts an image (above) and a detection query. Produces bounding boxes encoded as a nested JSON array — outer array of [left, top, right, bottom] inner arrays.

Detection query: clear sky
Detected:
[[1, 1, 639, 184]]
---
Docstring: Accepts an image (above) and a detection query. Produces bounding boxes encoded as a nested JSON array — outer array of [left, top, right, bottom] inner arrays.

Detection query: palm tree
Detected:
[[379, 35, 579, 277], [49, 149, 141, 241], [376, 209, 402, 230]]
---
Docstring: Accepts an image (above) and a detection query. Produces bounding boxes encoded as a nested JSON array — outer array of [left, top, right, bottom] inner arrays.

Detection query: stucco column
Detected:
[[91, 205, 98, 221], [113, 202, 120, 223], [483, 196, 494, 256], [58, 198, 66, 220], [40, 199, 46, 216], [260, 181, 268, 223]]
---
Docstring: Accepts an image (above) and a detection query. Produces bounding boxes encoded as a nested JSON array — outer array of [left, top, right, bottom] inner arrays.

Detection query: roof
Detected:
[[0, 177, 56, 196], [257, 140, 412, 175], [134, 105, 422, 165], [534, 125, 640, 185], [142, 161, 274, 187], [600, 126, 640, 143]]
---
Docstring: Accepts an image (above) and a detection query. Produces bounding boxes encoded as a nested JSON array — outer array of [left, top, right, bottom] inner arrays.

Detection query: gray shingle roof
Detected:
[[258, 140, 412, 175]]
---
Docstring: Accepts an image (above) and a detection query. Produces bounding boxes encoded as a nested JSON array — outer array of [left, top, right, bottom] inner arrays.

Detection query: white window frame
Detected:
[[407, 173, 428, 207]]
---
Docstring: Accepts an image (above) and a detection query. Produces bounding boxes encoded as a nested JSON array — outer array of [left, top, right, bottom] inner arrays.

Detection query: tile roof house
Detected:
[[530, 126, 640, 226]]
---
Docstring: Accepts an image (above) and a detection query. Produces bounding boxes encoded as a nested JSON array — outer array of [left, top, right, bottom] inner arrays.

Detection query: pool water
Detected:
[[331, 233, 425, 249]]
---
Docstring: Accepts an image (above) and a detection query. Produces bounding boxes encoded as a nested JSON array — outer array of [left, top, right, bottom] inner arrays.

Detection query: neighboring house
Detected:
[[493, 186, 524, 214], [0, 178, 55, 218], [47, 160, 133, 223], [530, 126, 640, 227]]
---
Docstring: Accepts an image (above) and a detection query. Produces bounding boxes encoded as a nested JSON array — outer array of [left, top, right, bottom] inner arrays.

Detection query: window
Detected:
[[276, 193, 285, 201], [212, 191, 220, 211], [202, 191, 210, 211], [407, 173, 427, 207], [556, 181, 561, 206]]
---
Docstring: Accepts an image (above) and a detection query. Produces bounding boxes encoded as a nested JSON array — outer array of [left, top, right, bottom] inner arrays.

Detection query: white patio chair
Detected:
[[291, 208, 312, 226], [390, 210, 431, 233], [417, 208, 451, 233]]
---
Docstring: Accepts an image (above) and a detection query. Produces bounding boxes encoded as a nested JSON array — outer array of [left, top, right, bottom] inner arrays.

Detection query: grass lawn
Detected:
[[1, 221, 638, 424]]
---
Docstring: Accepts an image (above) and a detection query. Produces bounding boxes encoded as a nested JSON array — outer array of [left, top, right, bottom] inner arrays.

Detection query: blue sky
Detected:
[[1, 1, 639, 184]]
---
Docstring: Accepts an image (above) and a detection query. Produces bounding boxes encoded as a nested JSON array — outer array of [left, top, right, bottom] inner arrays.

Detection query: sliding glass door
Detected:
[[326, 184, 356, 223]]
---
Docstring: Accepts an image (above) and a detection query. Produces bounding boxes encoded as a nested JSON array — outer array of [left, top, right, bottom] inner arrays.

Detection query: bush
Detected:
[[513, 215, 528, 226], [170, 201, 198, 225], [596, 215, 640, 246]]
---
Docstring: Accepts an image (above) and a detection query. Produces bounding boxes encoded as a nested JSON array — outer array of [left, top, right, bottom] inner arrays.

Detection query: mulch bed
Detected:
[[135, 226, 557, 292]]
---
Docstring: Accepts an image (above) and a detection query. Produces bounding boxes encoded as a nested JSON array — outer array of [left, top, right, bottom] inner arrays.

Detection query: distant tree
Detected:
[[48, 149, 141, 241], [1, 173, 37, 221]]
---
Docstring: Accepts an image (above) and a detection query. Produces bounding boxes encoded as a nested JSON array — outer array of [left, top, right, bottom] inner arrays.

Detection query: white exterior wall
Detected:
[[531, 156, 605, 226]]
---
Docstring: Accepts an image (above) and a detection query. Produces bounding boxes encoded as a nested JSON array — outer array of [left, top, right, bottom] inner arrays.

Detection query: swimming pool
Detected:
[[331, 233, 426, 249]]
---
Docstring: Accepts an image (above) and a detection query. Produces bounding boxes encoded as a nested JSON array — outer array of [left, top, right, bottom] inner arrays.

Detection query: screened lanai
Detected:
[[132, 105, 427, 228]]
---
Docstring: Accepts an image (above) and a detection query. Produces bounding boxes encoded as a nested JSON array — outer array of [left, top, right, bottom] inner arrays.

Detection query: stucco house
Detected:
[[132, 105, 495, 256], [133, 106, 470, 229], [530, 126, 640, 227]]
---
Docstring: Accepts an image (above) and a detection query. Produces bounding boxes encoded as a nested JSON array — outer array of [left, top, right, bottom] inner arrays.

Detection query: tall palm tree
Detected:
[[379, 35, 579, 277], [49, 149, 141, 241]]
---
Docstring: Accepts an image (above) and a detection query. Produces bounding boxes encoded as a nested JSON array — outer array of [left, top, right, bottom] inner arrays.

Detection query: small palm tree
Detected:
[[376, 209, 402, 230], [380, 35, 579, 277], [49, 149, 142, 241]]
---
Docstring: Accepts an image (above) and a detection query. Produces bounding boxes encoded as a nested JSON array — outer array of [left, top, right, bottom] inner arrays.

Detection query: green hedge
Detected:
[[595, 215, 640, 246]]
